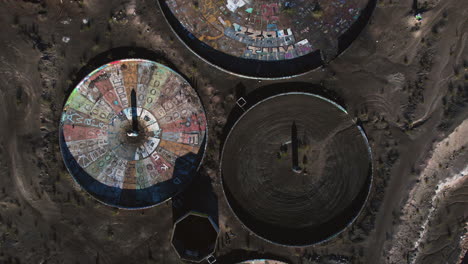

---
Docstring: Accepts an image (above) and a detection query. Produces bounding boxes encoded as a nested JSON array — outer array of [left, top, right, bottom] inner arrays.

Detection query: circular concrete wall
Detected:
[[60, 59, 207, 209], [221, 93, 372, 245], [159, 0, 376, 78]]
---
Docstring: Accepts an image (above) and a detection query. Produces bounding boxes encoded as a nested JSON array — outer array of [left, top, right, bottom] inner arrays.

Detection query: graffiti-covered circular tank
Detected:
[[159, 0, 376, 77], [59, 59, 207, 209]]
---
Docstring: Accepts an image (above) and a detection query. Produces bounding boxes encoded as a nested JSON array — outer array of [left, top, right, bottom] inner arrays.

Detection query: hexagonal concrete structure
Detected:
[[171, 211, 219, 262]]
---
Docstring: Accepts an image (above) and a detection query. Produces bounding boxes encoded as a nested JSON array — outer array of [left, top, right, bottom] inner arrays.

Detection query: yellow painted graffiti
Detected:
[[199, 31, 224, 41], [197, 0, 230, 42]]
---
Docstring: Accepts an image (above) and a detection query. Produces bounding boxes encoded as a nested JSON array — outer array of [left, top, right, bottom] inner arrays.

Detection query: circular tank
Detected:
[[221, 92, 372, 245], [159, 0, 376, 78], [59, 59, 207, 209], [238, 260, 288, 264]]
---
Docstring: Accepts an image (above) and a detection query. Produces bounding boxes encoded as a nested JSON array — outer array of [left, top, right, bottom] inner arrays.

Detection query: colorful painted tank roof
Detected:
[[160, 0, 374, 77], [60, 59, 207, 209]]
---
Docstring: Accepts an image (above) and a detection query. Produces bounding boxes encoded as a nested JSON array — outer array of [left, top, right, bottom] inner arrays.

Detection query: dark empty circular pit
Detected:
[[221, 93, 372, 246], [171, 212, 219, 262]]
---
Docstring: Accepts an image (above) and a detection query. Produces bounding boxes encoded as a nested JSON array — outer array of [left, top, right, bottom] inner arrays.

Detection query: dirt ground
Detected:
[[0, 0, 467, 264]]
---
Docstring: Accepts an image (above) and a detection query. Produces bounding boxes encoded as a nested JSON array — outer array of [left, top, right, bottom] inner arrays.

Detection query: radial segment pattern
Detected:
[[59, 59, 207, 208]]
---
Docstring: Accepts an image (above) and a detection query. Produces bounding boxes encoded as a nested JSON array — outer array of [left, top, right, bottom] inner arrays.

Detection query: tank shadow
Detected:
[[171, 167, 218, 225], [59, 125, 206, 208]]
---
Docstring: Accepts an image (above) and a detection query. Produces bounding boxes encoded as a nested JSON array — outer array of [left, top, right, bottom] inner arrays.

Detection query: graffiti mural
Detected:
[[239, 261, 288, 264], [163, 0, 368, 61], [60, 59, 207, 208]]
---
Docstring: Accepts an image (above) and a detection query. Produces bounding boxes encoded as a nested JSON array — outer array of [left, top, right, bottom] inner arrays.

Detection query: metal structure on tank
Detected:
[[159, 0, 377, 78], [59, 59, 207, 209]]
